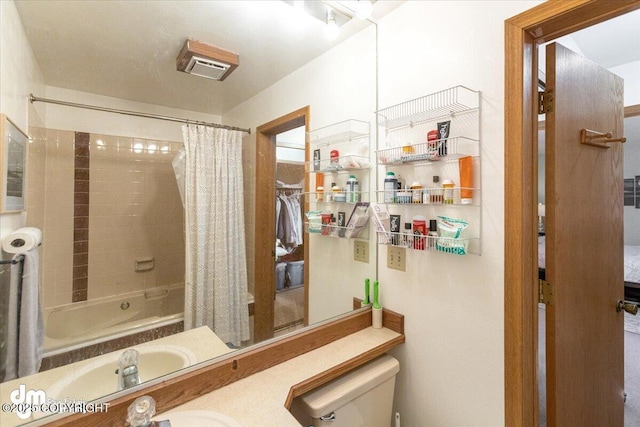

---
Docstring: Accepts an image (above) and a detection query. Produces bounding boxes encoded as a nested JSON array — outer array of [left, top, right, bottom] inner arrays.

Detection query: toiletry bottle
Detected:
[[330, 149, 339, 164], [396, 174, 404, 193], [361, 278, 371, 307], [428, 219, 438, 250], [427, 130, 439, 158], [316, 185, 324, 202], [437, 121, 450, 156], [412, 215, 427, 250], [404, 222, 413, 248], [332, 182, 341, 201], [431, 176, 443, 204], [325, 183, 334, 202], [384, 171, 397, 203], [346, 175, 358, 203], [459, 156, 473, 204], [321, 212, 331, 235], [330, 214, 339, 236], [443, 179, 454, 204], [422, 185, 431, 204], [390, 214, 401, 246], [338, 211, 346, 237], [411, 181, 423, 203], [353, 176, 360, 202], [372, 281, 383, 329]]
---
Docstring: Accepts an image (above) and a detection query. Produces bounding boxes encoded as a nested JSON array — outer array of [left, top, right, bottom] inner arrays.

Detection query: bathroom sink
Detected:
[[47, 345, 196, 402], [152, 410, 243, 427]]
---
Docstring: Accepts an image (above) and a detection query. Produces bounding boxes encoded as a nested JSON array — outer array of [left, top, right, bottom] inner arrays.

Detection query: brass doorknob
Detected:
[[617, 300, 639, 315]]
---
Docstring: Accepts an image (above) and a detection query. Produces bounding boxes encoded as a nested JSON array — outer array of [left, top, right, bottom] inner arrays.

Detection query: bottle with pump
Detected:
[[384, 172, 398, 203], [346, 175, 359, 203]]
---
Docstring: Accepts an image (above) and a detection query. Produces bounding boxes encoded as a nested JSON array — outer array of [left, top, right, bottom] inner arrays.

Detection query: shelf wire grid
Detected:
[[376, 86, 480, 131]]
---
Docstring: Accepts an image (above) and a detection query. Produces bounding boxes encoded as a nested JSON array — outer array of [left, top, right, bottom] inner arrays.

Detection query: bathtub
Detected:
[[42, 283, 184, 357]]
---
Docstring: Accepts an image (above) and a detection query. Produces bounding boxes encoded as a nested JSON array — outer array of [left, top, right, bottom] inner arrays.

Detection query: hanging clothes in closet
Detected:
[[276, 181, 303, 252]]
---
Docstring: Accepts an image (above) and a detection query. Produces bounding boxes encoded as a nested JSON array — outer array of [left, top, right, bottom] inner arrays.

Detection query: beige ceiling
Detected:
[[16, 2, 638, 118], [15, 0, 401, 117]]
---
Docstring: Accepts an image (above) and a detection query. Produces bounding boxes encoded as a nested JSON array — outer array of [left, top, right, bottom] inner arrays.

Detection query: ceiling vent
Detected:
[[176, 38, 239, 81]]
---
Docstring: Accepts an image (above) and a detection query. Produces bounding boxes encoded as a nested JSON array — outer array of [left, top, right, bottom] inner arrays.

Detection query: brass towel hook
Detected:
[[580, 128, 626, 148]]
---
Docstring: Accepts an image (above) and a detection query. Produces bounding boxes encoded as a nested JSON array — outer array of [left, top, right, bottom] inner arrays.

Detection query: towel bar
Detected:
[[0, 254, 25, 265]]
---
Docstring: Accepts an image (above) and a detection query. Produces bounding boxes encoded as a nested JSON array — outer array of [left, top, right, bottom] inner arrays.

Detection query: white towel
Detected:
[[3, 248, 44, 381]]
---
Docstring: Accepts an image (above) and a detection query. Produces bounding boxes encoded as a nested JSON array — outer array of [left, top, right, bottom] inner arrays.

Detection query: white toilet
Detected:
[[290, 354, 400, 427]]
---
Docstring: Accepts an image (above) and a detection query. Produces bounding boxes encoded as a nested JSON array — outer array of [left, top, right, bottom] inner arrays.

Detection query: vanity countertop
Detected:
[[158, 326, 402, 427]]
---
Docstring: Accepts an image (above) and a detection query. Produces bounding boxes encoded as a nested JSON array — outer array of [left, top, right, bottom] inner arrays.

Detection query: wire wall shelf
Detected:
[[376, 137, 479, 166], [307, 119, 370, 147], [376, 232, 480, 256], [376, 86, 479, 131]]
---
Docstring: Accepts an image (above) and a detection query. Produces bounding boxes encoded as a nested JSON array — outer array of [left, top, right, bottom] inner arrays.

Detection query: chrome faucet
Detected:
[[117, 348, 141, 391]]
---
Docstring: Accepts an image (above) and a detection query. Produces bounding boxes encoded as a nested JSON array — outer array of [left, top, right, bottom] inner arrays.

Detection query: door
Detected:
[[544, 42, 625, 425], [255, 107, 310, 343]]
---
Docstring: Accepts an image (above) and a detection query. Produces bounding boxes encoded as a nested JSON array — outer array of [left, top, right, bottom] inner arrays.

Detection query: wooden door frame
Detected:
[[504, 1, 640, 425], [255, 106, 310, 343]]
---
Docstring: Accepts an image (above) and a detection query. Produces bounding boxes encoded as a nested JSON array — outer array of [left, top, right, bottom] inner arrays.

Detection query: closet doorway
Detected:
[[255, 107, 310, 343]]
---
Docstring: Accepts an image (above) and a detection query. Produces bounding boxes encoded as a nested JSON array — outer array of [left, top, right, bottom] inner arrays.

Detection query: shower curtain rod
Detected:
[[29, 94, 251, 134]]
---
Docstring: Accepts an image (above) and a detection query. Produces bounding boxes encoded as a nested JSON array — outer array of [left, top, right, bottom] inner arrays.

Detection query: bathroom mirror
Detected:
[[0, 114, 27, 213], [0, 0, 386, 418]]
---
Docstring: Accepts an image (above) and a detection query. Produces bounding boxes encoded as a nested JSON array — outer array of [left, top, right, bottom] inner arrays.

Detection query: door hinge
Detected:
[[538, 279, 553, 305], [538, 90, 554, 114]]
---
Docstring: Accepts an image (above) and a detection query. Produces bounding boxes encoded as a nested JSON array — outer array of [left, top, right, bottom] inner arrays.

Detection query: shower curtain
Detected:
[[181, 124, 250, 347]]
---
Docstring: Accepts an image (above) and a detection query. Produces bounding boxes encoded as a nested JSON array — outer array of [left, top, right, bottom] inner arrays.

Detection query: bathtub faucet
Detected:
[[117, 349, 141, 391]]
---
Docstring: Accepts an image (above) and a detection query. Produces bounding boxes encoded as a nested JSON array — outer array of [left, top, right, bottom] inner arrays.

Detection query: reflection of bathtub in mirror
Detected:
[[42, 283, 185, 361], [41, 283, 255, 372]]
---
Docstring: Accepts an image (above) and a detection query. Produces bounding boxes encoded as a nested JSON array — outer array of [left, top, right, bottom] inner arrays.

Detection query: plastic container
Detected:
[[383, 172, 397, 203], [443, 179, 455, 204], [428, 219, 438, 250], [412, 215, 427, 250], [316, 186, 324, 202], [330, 149, 340, 164], [403, 222, 413, 248], [410, 182, 423, 204], [346, 175, 359, 203]]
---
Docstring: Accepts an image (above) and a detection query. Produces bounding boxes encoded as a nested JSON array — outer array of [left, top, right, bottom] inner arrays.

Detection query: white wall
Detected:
[[223, 25, 377, 321], [376, 2, 538, 425], [0, 0, 46, 238]]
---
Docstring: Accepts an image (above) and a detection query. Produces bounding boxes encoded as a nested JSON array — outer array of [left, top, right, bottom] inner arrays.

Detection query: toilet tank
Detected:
[[290, 354, 399, 427]]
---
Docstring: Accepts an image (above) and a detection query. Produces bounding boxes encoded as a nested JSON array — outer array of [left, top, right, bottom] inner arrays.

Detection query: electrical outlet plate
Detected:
[[354, 240, 369, 263], [387, 246, 406, 271]]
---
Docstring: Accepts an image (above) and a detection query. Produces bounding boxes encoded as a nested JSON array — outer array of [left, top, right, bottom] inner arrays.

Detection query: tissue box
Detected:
[[344, 202, 370, 239]]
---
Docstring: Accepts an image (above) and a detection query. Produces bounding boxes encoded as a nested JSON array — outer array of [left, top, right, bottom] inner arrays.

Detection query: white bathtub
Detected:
[[43, 283, 184, 357]]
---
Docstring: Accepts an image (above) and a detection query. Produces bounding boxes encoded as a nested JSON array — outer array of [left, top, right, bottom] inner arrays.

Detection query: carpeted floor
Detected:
[[538, 306, 640, 426]]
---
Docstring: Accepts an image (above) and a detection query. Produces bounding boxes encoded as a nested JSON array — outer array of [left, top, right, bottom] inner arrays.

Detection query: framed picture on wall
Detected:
[[625, 179, 635, 206], [0, 114, 28, 213]]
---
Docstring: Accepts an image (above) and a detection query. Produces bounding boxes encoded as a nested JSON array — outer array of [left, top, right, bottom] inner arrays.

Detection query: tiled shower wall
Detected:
[[27, 129, 184, 309]]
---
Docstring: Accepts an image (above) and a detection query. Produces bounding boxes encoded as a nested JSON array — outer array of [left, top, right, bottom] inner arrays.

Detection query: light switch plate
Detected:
[[354, 240, 369, 263], [387, 246, 406, 271]]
